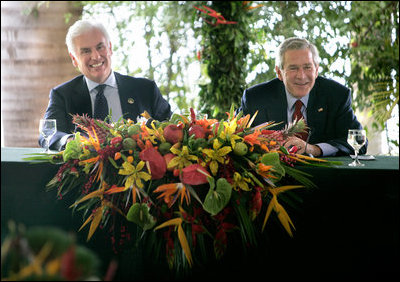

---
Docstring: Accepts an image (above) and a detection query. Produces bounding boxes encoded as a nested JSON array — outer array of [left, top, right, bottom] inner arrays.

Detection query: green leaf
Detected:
[[260, 152, 285, 181], [63, 132, 82, 162], [126, 203, 156, 230], [283, 164, 317, 189], [232, 194, 256, 246], [203, 178, 232, 216]]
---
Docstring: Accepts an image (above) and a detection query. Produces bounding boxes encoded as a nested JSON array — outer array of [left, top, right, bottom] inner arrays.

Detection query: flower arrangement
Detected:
[[27, 107, 338, 271], [1, 222, 101, 281]]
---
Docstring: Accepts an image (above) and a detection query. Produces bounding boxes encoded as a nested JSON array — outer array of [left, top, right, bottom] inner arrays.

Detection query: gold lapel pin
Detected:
[[318, 108, 324, 112], [128, 98, 134, 104]]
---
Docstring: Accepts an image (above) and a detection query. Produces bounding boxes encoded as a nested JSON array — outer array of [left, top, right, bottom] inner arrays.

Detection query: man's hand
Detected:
[[283, 136, 322, 157]]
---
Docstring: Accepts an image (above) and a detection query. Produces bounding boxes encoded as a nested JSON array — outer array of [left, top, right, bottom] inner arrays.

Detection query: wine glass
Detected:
[[39, 119, 57, 153], [347, 129, 366, 166]]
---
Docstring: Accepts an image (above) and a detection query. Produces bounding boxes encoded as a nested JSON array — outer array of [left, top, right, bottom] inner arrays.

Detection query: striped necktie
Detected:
[[93, 84, 108, 120]]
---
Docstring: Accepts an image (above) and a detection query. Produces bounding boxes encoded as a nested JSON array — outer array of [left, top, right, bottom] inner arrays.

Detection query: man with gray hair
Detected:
[[239, 37, 366, 157], [39, 19, 172, 151]]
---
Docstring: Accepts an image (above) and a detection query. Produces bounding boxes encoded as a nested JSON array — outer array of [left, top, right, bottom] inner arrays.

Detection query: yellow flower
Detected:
[[168, 145, 198, 170], [223, 117, 238, 136], [118, 160, 151, 189], [202, 139, 232, 175], [144, 121, 166, 144], [232, 172, 252, 191], [219, 117, 242, 148]]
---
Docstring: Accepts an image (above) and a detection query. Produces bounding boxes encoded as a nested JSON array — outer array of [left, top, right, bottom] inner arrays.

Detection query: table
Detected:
[[2, 147, 399, 280]]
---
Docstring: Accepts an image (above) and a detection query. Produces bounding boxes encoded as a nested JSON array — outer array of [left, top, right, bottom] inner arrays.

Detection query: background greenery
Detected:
[[77, 1, 398, 153]]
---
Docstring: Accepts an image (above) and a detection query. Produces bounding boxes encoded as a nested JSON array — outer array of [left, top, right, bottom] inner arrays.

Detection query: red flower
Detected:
[[139, 141, 166, 180], [163, 124, 184, 144], [180, 164, 210, 185], [189, 125, 206, 139]]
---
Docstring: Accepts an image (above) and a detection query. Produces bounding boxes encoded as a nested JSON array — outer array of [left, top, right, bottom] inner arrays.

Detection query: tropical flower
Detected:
[[202, 139, 232, 175], [26, 107, 340, 272], [168, 144, 198, 170]]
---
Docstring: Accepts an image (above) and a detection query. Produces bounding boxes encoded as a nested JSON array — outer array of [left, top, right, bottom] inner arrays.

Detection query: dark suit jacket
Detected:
[[39, 72, 172, 151], [239, 76, 367, 156]]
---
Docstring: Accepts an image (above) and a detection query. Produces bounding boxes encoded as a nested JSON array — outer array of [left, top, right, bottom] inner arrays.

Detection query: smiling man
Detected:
[[39, 20, 171, 151], [239, 37, 366, 157]]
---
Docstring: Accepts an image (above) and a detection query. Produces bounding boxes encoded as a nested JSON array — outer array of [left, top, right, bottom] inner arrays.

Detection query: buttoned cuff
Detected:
[[316, 143, 339, 157]]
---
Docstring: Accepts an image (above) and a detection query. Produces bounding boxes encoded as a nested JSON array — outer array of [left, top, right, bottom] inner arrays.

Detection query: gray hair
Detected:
[[275, 37, 320, 69], [66, 20, 110, 56]]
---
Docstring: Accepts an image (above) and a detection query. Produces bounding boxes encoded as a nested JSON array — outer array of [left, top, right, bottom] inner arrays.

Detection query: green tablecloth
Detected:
[[2, 147, 399, 280], [310, 155, 398, 170]]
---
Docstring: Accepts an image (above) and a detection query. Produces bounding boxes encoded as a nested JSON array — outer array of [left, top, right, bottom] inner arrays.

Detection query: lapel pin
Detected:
[[128, 98, 134, 104], [318, 108, 324, 112]]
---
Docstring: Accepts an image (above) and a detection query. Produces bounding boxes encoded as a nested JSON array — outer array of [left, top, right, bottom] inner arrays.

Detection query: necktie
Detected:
[[292, 100, 309, 141], [93, 84, 108, 120]]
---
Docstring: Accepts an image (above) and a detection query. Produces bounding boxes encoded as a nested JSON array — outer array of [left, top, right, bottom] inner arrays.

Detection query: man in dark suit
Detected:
[[239, 37, 366, 157], [39, 20, 171, 151]]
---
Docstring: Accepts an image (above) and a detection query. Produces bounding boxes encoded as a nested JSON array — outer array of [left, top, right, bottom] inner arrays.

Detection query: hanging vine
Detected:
[[194, 1, 255, 119]]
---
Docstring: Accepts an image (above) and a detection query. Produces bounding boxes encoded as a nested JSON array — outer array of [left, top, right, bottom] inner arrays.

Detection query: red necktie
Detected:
[[292, 100, 309, 141]]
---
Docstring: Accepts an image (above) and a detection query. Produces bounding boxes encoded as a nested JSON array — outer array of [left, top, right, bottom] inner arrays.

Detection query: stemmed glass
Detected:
[[39, 119, 57, 153], [347, 129, 367, 167]]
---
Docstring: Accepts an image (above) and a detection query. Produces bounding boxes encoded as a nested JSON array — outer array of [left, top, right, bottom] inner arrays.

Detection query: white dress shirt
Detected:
[[85, 71, 123, 123]]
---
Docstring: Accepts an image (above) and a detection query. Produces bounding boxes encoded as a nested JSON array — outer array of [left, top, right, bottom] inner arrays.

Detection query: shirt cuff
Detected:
[[59, 134, 74, 151], [316, 143, 339, 157]]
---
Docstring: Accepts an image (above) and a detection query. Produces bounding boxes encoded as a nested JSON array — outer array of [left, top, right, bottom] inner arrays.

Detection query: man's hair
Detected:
[[66, 20, 110, 56], [275, 37, 320, 69]]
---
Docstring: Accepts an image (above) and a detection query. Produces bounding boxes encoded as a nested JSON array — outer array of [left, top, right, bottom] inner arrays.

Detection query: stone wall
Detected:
[[1, 1, 82, 147]]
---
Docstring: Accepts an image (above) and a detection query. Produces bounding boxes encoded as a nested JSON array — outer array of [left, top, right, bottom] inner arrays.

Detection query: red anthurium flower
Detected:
[[180, 164, 210, 185], [139, 140, 166, 180], [163, 124, 184, 144], [189, 125, 206, 139]]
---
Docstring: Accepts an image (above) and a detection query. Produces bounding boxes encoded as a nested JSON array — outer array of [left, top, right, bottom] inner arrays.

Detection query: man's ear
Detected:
[[275, 66, 283, 81], [69, 52, 78, 68]]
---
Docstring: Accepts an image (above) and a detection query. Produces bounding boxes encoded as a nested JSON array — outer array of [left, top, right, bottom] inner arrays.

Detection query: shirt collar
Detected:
[[285, 89, 310, 110], [85, 70, 117, 92]]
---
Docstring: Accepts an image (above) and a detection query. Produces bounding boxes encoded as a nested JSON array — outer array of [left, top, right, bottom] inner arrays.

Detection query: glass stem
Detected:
[[45, 138, 50, 152], [354, 149, 360, 164]]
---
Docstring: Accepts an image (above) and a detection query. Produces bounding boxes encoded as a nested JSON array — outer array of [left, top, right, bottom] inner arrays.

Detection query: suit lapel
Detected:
[[115, 73, 140, 121], [265, 82, 287, 129], [307, 78, 328, 136], [71, 76, 92, 116]]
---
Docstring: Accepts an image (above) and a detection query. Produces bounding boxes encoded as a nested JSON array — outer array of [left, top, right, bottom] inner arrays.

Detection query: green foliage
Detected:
[[203, 177, 232, 216], [346, 2, 398, 119], [77, 1, 398, 151], [82, 1, 196, 112], [193, 1, 253, 119], [126, 203, 156, 230]]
